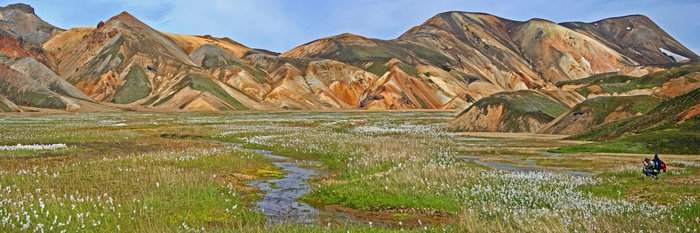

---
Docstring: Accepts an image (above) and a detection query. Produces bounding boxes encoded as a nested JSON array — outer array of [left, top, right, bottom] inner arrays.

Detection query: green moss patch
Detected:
[[113, 66, 151, 104]]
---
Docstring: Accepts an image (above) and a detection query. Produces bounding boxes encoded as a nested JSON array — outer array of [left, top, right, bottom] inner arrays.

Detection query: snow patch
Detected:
[[659, 48, 690, 62], [580, 56, 591, 68]]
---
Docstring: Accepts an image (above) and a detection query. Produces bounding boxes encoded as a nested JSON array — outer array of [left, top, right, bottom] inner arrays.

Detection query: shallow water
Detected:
[[460, 156, 590, 177], [210, 141, 319, 224]]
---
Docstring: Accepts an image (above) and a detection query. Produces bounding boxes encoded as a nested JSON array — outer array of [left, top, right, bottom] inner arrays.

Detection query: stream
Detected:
[[208, 140, 588, 225], [209, 141, 319, 224]]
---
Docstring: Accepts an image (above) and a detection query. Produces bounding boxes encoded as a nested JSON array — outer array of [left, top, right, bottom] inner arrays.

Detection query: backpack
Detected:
[[654, 157, 667, 173]]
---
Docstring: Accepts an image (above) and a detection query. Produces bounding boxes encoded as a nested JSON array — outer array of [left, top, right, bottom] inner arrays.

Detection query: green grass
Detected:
[[583, 166, 700, 206], [305, 179, 460, 212], [554, 118, 700, 155], [0, 138, 271, 232], [552, 141, 652, 154], [1, 111, 698, 232], [0, 147, 85, 158], [556, 72, 627, 87]]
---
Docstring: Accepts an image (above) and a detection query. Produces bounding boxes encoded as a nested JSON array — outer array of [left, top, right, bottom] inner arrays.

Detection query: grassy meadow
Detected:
[[0, 111, 697, 232]]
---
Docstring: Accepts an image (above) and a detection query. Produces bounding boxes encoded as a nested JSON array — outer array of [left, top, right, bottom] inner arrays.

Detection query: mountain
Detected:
[[450, 90, 568, 133], [283, 12, 696, 111], [568, 63, 700, 139], [558, 86, 700, 154], [452, 62, 700, 133], [561, 15, 697, 64], [0, 61, 80, 110], [0, 3, 62, 44], [53, 12, 196, 102], [0, 3, 697, 114], [4, 57, 91, 100], [538, 95, 662, 135], [0, 95, 20, 112], [0, 3, 62, 68]]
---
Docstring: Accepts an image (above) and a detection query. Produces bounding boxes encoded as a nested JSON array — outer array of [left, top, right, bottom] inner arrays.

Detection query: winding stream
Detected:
[[208, 139, 588, 225], [210, 141, 319, 224]]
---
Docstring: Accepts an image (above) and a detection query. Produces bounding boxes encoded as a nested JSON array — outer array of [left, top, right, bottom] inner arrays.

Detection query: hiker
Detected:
[[652, 154, 667, 173], [642, 156, 659, 179]]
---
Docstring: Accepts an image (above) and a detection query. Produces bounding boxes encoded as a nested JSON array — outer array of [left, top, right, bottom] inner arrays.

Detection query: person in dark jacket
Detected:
[[642, 156, 659, 179]]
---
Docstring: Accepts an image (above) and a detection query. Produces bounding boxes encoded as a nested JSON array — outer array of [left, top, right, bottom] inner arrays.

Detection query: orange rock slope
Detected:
[[0, 3, 697, 113]]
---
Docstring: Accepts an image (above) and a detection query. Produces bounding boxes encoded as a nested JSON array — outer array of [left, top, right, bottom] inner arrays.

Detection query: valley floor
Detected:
[[0, 111, 697, 232]]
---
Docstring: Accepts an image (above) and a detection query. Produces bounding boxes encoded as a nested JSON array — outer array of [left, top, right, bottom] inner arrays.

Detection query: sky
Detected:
[[3, 0, 699, 53]]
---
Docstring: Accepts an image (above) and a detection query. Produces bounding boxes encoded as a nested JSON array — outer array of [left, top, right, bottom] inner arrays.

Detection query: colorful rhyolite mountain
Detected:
[[0, 3, 698, 135]]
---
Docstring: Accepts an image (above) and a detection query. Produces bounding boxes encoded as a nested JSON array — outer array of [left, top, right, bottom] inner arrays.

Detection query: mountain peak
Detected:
[[1, 3, 35, 14], [525, 18, 556, 24], [111, 11, 138, 21], [335, 33, 366, 40], [595, 14, 652, 23], [102, 11, 151, 30], [104, 11, 142, 25], [436, 11, 495, 18]]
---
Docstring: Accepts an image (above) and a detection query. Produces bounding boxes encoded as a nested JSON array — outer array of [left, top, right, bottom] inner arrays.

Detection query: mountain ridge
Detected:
[[0, 3, 697, 115]]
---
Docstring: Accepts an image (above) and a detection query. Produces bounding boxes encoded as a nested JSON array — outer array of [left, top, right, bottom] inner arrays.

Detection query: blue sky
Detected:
[[4, 0, 699, 53]]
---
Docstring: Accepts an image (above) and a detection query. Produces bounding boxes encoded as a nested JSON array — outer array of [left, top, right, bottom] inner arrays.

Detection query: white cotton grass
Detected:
[[670, 161, 698, 167], [0, 143, 67, 151], [353, 122, 447, 135]]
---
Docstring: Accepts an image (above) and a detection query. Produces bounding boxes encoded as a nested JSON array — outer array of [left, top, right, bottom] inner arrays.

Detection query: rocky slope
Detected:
[[568, 64, 700, 139], [0, 3, 62, 68], [571, 86, 700, 142], [0, 95, 20, 112], [0, 3, 696, 114], [284, 11, 696, 113], [453, 63, 700, 133], [561, 15, 697, 65], [538, 95, 662, 135], [451, 90, 568, 133], [0, 62, 80, 110]]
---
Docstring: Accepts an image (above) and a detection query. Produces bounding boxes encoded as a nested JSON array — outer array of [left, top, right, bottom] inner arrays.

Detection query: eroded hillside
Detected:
[[0, 4, 697, 115]]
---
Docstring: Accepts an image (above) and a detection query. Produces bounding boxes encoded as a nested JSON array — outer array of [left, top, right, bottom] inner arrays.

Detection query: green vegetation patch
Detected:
[[566, 64, 700, 97], [555, 117, 700, 155], [582, 166, 700, 207], [556, 72, 629, 87], [0, 104, 11, 112], [0, 84, 66, 109], [475, 90, 568, 130], [575, 95, 662, 125], [572, 87, 700, 142], [113, 66, 151, 104], [305, 180, 459, 212], [187, 75, 248, 110]]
